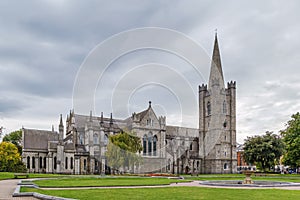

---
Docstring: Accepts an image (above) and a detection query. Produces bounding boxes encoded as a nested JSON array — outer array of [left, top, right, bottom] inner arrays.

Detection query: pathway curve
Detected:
[[0, 179, 38, 200], [38, 181, 300, 190]]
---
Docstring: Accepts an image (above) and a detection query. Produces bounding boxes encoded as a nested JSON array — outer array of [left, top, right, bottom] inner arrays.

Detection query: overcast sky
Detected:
[[1, 0, 300, 144]]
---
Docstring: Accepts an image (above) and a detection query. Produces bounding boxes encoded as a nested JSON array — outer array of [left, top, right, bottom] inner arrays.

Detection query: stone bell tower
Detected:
[[199, 33, 237, 174]]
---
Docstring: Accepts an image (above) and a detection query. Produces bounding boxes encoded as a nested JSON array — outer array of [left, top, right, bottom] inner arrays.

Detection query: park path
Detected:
[[0, 179, 38, 200], [39, 180, 300, 190]]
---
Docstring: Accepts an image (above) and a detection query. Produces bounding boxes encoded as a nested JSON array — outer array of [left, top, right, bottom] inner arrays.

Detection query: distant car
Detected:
[[289, 169, 296, 174]]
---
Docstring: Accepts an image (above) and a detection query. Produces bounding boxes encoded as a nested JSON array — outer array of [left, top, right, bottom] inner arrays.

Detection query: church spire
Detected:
[[209, 32, 225, 89]]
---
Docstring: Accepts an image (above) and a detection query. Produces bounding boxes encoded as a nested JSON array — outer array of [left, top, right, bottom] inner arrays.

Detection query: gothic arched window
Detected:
[[223, 100, 227, 114], [65, 157, 68, 169], [207, 101, 211, 115], [32, 157, 35, 169], [79, 134, 84, 145], [39, 156, 43, 168], [54, 156, 57, 170], [44, 157, 46, 169], [224, 163, 228, 170], [148, 133, 152, 156], [104, 134, 108, 146], [70, 157, 73, 169], [143, 135, 147, 155], [93, 133, 99, 144], [84, 159, 87, 170], [153, 135, 157, 156], [27, 156, 30, 169]]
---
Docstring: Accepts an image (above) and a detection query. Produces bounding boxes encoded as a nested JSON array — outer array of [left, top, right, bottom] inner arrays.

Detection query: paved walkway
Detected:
[[39, 181, 300, 190], [0, 179, 38, 200]]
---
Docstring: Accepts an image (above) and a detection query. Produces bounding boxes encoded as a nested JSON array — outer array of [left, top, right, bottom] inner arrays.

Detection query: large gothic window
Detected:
[[207, 101, 211, 115], [143, 135, 147, 155], [153, 135, 157, 156], [223, 100, 227, 114]]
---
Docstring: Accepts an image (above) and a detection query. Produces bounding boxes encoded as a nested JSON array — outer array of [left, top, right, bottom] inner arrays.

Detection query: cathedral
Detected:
[[22, 34, 237, 174]]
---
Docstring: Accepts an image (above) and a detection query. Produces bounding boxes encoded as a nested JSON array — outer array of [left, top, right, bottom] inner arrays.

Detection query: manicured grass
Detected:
[[0, 172, 67, 180], [33, 177, 189, 187], [21, 186, 300, 200]]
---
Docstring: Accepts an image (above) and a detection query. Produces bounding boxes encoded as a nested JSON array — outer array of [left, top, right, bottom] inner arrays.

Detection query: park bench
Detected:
[[254, 173, 266, 177], [14, 173, 29, 179]]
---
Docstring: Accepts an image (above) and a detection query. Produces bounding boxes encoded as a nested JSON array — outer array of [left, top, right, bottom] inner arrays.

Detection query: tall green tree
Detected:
[[281, 112, 300, 168], [105, 131, 142, 174], [3, 130, 22, 154], [243, 131, 285, 172], [0, 141, 24, 172]]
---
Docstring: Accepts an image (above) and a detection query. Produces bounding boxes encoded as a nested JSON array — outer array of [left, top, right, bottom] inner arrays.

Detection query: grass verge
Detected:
[[33, 177, 189, 187], [21, 186, 300, 200]]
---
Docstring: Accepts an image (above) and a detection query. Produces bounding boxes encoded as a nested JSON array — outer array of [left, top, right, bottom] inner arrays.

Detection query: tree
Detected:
[[3, 130, 22, 154], [281, 112, 300, 169], [105, 131, 142, 174], [0, 141, 25, 172], [243, 131, 285, 172]]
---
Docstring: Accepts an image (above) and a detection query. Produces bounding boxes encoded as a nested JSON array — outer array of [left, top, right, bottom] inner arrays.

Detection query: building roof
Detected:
[[23, 128, 59, 150]]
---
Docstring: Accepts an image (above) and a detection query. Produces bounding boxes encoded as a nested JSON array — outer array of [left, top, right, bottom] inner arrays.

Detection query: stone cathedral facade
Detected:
[[22, 35, 237, 174]]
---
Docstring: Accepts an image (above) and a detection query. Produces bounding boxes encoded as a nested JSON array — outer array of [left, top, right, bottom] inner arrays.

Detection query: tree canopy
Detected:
[[3, 130, 22, 154], [105, 131, 142, 174], [243, 131, 285, 172], [281, 112, 300, 168], [0, 141, 25, 172]]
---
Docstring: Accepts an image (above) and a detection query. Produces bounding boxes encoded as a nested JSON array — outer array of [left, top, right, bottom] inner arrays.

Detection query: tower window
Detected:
[[224, 163, 228, 170], [207, 101, 211, 115], [223, 100, 227, 114]]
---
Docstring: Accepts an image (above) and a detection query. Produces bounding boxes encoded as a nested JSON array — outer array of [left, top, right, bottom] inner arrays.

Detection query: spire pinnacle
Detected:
[[110, 113, 113, 125], [209, 33, 225, 88], [100, 112, 104, 124], [89, 110, 92, 122], [59, 114, 63, 126]]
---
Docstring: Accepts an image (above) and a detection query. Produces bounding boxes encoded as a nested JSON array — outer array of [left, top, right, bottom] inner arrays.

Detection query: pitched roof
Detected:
[[23, 128, 59, 150]]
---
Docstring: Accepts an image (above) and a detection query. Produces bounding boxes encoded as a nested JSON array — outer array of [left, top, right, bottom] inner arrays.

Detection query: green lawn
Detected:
[[21, 187, 300, 200], [33, 177, 189, 187], [0, 172, 67, 180]]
